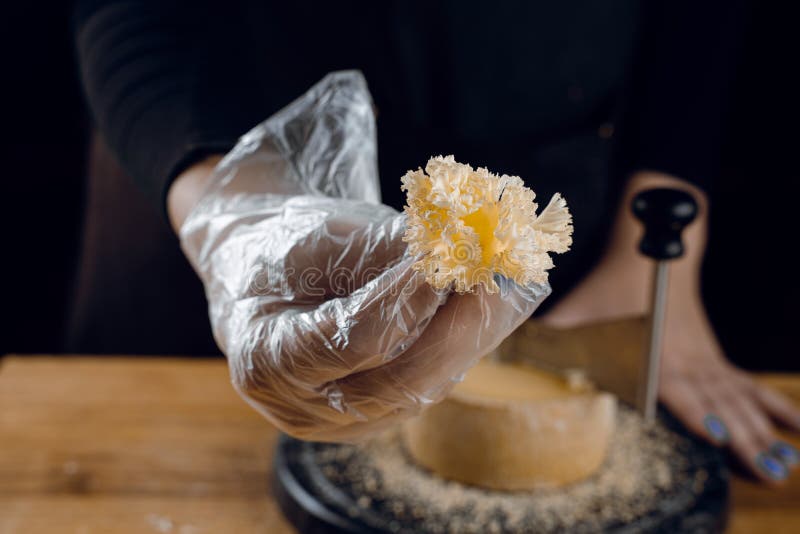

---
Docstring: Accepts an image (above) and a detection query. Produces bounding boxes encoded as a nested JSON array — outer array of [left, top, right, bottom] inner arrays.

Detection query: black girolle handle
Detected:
[[632, 188, 698, 261], [630, 187, 699, 421]]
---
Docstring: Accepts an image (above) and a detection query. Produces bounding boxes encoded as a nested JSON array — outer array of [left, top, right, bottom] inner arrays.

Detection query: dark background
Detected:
[[2, 2, 798, 370]]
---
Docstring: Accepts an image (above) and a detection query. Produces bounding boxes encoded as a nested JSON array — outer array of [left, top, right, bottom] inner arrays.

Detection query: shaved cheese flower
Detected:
[[402, 155, 573, 293]]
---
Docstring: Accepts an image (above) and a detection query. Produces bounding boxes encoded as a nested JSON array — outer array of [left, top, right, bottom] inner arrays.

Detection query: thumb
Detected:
[[328, 279, 550, 421]]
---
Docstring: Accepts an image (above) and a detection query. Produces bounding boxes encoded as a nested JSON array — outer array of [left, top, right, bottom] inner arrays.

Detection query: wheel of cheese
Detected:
[[402, 358, 617, 490]]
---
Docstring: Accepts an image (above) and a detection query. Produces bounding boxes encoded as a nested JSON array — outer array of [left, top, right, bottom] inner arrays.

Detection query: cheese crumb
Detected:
[[402, 155, 573, 293]]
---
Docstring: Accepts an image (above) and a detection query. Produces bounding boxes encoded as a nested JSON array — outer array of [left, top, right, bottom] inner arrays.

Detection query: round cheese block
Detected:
[[402, 358, 617, 490]]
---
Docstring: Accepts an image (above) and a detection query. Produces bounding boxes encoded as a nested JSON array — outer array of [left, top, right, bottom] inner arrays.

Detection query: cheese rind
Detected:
[[403, 360, 616, 490]]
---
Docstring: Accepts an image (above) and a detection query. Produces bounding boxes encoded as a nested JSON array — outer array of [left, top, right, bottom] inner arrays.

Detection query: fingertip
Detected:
[[702, 414, 731, 445], [770, 441, 800, 469], [754, 452, 790, 483], [660, 384, 724, 447]]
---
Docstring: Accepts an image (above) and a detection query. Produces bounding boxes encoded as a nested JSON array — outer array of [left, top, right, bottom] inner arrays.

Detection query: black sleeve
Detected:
[[614, 0, 749, 193], [73, 0, 265, 210]]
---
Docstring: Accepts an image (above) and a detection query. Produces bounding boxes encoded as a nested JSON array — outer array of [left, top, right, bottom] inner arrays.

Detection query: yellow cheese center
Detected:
[[460, 201, 501, 268], [453, 359, 574, 401]]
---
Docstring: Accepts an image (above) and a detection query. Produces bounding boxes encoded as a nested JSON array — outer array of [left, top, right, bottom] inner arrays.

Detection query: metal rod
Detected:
[[637, 261, 670, 422]]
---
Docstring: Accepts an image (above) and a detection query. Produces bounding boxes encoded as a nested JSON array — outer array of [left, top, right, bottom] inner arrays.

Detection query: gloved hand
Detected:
[[179, 71, 550, 441]]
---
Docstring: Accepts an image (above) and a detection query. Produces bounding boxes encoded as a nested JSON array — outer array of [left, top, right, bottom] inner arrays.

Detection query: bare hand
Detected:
[[658, 299, 800, 483]]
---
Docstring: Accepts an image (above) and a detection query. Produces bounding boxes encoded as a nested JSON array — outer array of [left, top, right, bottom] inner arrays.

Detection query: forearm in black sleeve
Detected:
[[614, 0, 748, 192], [74, 0, 266, 210]]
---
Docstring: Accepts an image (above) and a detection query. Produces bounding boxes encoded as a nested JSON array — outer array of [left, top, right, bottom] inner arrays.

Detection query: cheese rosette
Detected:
[[402, 156, 572, 293]]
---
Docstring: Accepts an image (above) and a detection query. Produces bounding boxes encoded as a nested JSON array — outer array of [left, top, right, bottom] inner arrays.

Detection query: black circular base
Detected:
[[272, 410, 729, 533]]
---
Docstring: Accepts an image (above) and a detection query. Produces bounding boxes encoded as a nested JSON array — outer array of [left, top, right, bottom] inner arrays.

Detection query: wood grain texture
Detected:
[[0, 356, 798, 533], [0, 357, 295, 534]]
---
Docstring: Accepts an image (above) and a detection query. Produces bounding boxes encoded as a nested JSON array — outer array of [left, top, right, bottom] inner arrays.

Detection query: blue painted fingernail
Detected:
[[756, 452, 789, 481], [771, 441, 799, 467], [703, 414, 729, 443]]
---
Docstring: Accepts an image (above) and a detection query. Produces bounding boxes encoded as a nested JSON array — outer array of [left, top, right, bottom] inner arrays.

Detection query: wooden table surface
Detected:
[[1, 356, 798, 534]]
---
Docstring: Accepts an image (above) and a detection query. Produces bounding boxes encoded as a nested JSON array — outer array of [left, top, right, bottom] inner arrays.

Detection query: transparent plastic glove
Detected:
[[179, 71, 550, 441]]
